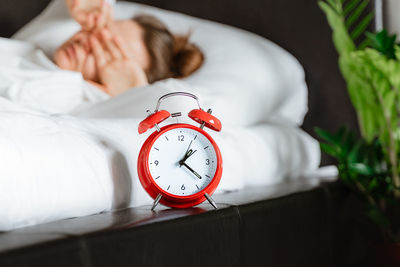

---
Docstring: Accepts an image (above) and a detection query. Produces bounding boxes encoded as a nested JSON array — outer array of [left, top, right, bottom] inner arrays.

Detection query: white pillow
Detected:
[[13, 0, 308, 127]]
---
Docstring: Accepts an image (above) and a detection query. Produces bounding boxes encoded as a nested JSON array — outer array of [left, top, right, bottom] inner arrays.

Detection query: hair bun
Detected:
[[172, 34, 204, 78]]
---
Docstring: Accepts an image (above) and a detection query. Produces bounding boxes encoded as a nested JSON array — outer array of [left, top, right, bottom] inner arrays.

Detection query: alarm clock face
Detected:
[[148, 127, 218, 196]]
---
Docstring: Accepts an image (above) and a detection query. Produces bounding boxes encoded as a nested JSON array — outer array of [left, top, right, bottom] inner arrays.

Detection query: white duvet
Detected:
[[0, 1, 326, 231]]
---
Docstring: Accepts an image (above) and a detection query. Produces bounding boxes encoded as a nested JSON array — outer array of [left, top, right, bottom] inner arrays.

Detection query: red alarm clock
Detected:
[[137, 92, 222, 210]]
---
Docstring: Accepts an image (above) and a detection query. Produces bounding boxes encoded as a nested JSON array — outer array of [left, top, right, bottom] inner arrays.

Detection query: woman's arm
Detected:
[[12, 0, 116, 56], [65, 0, 113, 30]]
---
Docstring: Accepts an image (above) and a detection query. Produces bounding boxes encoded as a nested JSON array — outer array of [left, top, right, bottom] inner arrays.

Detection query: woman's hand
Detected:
[[89, 29, 149, 96], [66, 0, 113, 31]]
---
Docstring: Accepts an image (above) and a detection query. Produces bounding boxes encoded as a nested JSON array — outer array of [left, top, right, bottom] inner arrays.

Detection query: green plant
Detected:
[[317, 0, 400, 242]]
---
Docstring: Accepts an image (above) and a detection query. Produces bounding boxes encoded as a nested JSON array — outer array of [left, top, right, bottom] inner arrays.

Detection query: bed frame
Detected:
[[0, 1, 379, 266]]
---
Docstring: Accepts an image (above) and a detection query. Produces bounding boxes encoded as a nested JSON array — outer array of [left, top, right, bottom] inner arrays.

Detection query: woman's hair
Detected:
[[133, 15, 204, 83]]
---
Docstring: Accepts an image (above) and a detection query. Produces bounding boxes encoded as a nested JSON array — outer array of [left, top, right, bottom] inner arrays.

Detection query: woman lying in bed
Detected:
[[0, 0, 325, 231], [55, 0, 203, 96]]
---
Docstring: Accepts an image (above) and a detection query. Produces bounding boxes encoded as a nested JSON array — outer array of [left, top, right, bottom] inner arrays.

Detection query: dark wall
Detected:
[[0, 0, 50, 38]]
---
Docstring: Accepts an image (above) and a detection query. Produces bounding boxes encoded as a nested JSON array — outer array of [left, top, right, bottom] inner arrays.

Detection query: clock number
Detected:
[[206, 159, 210, 165], [181, 184, 185, 190], [154, 160, 159, 166], [178, 135, 185, 141]]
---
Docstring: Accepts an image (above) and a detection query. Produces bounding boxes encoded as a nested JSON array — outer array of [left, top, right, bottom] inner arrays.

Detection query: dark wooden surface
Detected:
[[0, 181, 370, 267]]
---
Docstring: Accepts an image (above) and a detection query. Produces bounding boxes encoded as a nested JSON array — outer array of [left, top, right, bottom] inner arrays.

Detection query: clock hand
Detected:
[[179, 149, 197, 166], [185, 140, 193, 156], [186, 149, 197, 160], [179, 149, 192, 166], [181, 162, 202, 179]]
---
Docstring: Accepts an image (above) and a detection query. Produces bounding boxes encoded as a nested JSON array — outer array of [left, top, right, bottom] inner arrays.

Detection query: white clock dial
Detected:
[[148, 127, 218, 196]]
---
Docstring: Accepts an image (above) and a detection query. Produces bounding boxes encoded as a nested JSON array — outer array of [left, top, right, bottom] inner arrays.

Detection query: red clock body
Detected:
[[137, 123, 223, 208]]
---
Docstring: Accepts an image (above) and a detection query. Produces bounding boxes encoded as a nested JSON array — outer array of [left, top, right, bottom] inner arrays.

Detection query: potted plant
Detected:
[[317, 0, 400, 264]]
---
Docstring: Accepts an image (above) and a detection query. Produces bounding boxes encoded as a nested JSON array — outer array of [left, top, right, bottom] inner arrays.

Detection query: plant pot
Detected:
[[369, 243, 400, 267]]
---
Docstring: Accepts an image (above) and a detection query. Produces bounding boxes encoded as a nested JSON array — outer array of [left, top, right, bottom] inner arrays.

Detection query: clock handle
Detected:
[[154, 92, 202, 112], [146, 92, 222, 132], [204, 193, 218, 209]]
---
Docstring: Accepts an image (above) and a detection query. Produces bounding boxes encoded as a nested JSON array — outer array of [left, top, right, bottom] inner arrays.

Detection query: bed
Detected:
[[0, 0, 378, 266]]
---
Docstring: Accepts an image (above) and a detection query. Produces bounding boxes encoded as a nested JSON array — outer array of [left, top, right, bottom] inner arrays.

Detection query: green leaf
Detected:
[[349, 162, 374, 176], [319, 1, 356, 54], [366, 30, 397, 59], [341, 127, 354, 155], [345, 0, 369, 29], [395, 46, 400, 60], [320, 143, 340, 157], [343, 0, 361, 16], [326, 0, 341, 13], [315, 127, 340, 144], [348, 140, 362, 163], [368, 178, 378, 190], [358, 37, 371, 49], [351, 12, 373, 40], [383, 90, 396, 110]]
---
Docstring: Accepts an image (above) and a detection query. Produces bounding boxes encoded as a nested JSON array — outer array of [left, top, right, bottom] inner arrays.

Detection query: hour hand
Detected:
[[181, 162, 202, 179], [179, 149, 197, 166]]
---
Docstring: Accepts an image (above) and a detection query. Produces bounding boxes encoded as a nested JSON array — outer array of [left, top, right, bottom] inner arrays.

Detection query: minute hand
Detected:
[[181, 162, 202, 179]]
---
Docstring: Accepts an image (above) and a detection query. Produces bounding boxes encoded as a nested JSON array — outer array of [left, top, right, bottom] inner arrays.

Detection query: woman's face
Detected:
[[54, 20, 150, 82]]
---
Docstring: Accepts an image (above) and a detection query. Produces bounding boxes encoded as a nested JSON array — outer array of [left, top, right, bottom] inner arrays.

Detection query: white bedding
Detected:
[[0, 96, 320, 231], [0, 1, 327, 231]]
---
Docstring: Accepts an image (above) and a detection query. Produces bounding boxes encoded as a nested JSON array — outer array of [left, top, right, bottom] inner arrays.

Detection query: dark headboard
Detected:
[[0, 0, 378, 164]]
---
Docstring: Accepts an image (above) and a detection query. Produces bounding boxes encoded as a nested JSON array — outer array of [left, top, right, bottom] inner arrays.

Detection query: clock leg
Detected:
[[204, 193, 218, 209], [151, 193, 162, 211]]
